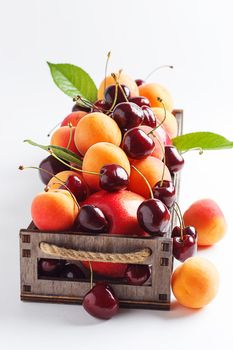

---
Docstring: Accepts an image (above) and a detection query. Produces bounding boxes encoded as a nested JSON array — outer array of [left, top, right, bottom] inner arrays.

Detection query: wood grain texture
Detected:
[[19, 110, 183, 310]]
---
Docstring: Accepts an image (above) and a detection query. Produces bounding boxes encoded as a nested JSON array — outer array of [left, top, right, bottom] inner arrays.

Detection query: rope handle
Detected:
[[39, 242, 151, 264]]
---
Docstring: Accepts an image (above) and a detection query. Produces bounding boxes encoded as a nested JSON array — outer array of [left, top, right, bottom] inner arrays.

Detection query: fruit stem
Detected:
[[67, 122, 73, 150], [173, 206, 184, 241], [89, 261, 93, 289], [47, 121, 61, 138], [144, 64, 173, 81], [182, 147, 204, 155], [131, 165, 153, 199], [18, 165, 67, 183], [174, 202, 185, 241], [112, 72, 129, 102], [46, 182, 80, 210], [147, 98, 167, 136], [48, 148, 100, 176], [151, 131, 166, 187], [104, 51, 111, 93]]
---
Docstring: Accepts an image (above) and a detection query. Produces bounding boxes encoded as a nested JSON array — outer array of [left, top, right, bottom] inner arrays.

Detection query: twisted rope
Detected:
[[39, 242, 151, 264]]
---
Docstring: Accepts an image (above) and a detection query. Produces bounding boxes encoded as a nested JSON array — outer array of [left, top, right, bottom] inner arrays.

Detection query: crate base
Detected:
[[21, 293, 170, 310]]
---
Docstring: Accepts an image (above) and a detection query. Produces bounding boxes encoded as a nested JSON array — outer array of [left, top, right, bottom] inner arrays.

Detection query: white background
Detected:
[[0, 0, 233, 349]]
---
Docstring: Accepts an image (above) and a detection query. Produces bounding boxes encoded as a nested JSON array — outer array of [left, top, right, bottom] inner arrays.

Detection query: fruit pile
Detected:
[[21, 58, 229, 319]]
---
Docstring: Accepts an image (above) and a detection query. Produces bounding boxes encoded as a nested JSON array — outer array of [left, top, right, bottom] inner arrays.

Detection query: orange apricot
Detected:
[[129, 156, 171, 198], [152, 107, 178, 139], [172, 257, 219, 308], [74, 112, 122, 156], [61, 111, 87, 127], [183, 199, 227, 246], [139, 83, 174, 112], [48, 170, 83, 190], [82, 142, 131, 191], [50, 126, 79, 154], [98, 71, 139, 100], [31, 189, 79, 231], [139, 125, 164, 160]]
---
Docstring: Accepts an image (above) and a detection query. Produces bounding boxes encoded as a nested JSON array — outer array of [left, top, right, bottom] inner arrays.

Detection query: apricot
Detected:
[[129, 156, 171, 198], [139, 83, 174, 112], [61, 111, 87, 127], [172, 257, 219, 308], [152, 107, 178, 139], [74, 113, 122, 155], [98, 71, 139, 100], [50, 126, 79, 154], [48, 170, 83, 190], [31, 189, 79, 231], [183, 199, 227, 246], [82, 142, 131, 191], [139, 125, 164, 160]]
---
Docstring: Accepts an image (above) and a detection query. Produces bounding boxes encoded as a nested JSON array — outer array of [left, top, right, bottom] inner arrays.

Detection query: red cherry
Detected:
[[60, 263, 85, 280], [83, 283, 119, 319], [60, 175, 88, 202], [99, 164, 129, 191], [75, 204, 109, 233], [152, 180, 176, 208], [137, 198, 171, 235], [112, 102, 144, 131], [141, 106, 157, 128], [173, 235, 197, 262], [91, 100, 109, 113], [129, 96, 150, 107], [164, 145, 184, 173], [72, 104, 91, 112], [125, 264, 151, 285], [172, 226, 197, 239], [39, 155, 69, 185], [122, 127, 155, 159], [104, 84, 130, 108], [135, 79, 145, 87], [38, 259, 66, 277]]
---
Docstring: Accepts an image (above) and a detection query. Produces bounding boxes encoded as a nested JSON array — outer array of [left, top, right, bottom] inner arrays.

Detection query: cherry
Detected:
[[122, 127, 155, 159], [60, 263, 85, 280], [152, 180, 176, 208], [141, 106, 157, 128], [83, 283, 119, 319], [60, 175, 88, 202], [137, 198, 171, 235], [39, 155, 69, 184], [125, 264, 151, 285], [91, 99, 109, 113], [164, 145, 185, 173], [38, 259, 66, 277], [75, 204, 109, 233], [72, 104, 91, 113], [135, 79, 145, 86], [173, 235, 197, 262], [129, 96, 150, 107], [172, 225, 197, 239], [104, 84, 130, 108], [99, 164, 129, 191], [112, 102, 144, 131]]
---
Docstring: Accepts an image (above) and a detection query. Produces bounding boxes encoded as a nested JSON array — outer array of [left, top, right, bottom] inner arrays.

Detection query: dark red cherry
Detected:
[[152, 180, 176, 208], [122, 127, 155, 159], [100, 164, 129, 191], [39, 155, 69, 185], [135, 79, 145, 87], [137, 198, 171, 235], [83, 283, 119, 319], [112, 102, 144, 131], [60, 263, 85, 280], [91, 99, 109, 113], [129, 96, 150, 107], [60, 175, 88, 202], [164, 145, 185, 173], [38, 259, 66, 277], [141, 106, 157, 128], [104, 84, 130, 108], [173, 235, 197, 262], [72, 104, 91, 113], [75, 205, 109, 233], [125, 265, 151, 285], [172, 226, 197, 239]]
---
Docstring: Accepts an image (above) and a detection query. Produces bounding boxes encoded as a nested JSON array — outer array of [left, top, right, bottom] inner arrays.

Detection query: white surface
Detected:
[[1, 0, 233, 349]]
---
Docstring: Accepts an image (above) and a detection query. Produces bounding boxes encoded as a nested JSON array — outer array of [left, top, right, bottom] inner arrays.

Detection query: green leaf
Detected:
[[47, 62, 97, 102], [172, 132, 233, 152], [24, 139, 83, 166]]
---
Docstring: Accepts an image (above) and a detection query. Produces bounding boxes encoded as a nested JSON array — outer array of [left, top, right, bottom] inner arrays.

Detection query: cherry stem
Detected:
[[144, 64, 174, 81], [47, 182, 80, 210], [151, 131, 166, 187], [47, 121, 61, 138], [89, 261, 93, 289], [48, 148, 100, 176], [67, 122, 73, 150], [18, 165, 67, 184], [112, 71, 129, 102], [147, 99, 167, 138], [104, 51, 111, 93], [131, 165, 153, 199], [174, 201, 185, 240], [173, 206, 184, 241]]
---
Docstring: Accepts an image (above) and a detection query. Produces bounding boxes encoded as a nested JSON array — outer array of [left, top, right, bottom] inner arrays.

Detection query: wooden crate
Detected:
[[19, 110, 183, 310]]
